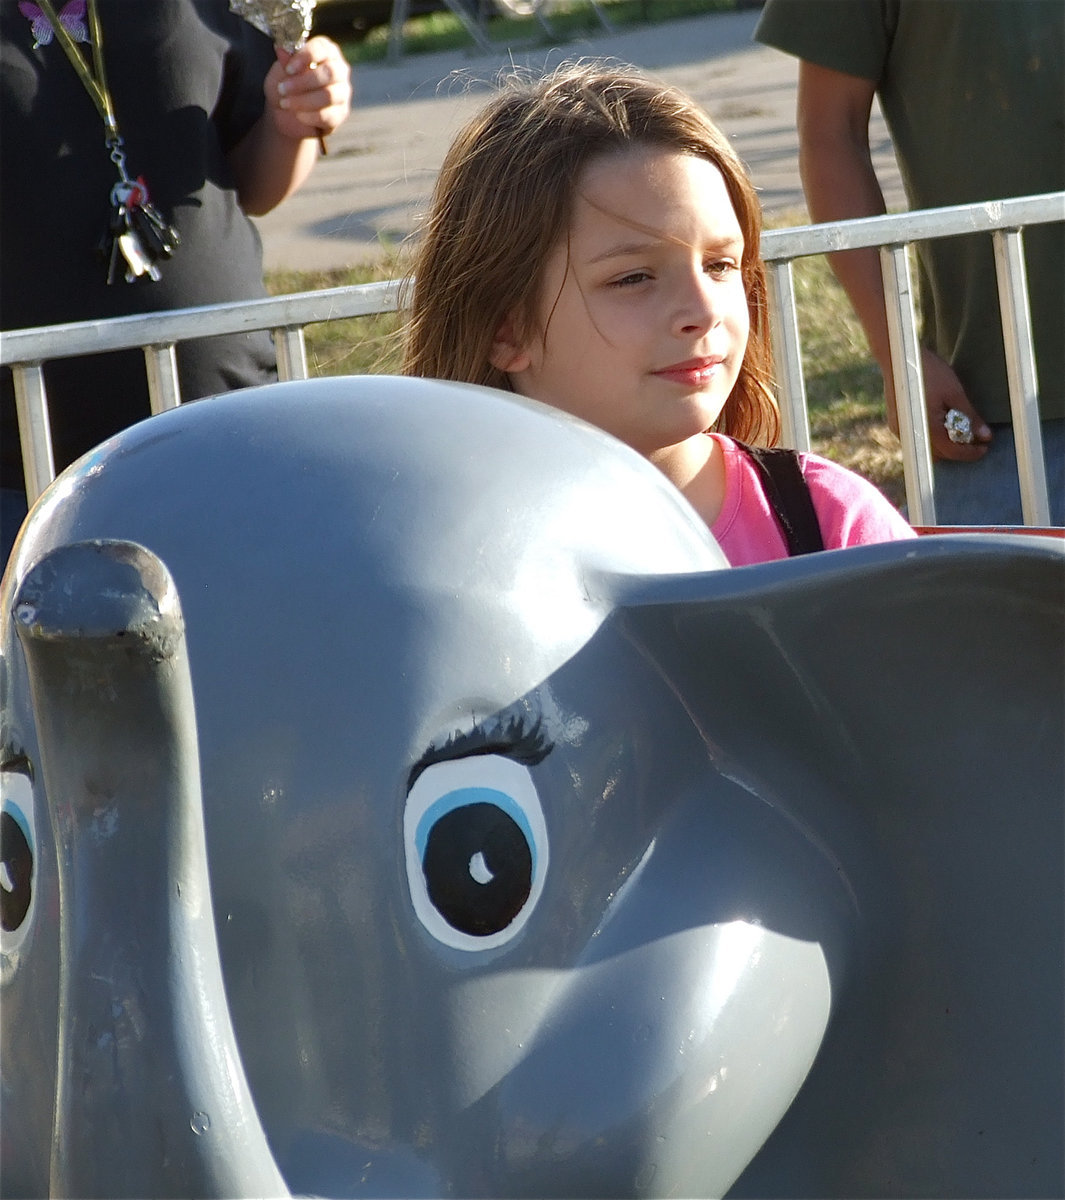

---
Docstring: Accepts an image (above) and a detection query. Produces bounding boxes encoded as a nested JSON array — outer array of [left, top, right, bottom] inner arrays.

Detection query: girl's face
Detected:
[[495, 146, 750, 459]]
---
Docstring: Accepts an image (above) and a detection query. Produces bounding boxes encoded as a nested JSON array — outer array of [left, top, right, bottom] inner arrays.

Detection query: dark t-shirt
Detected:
[[0, 0, 279, 490], [755, 0, 1065, 426]]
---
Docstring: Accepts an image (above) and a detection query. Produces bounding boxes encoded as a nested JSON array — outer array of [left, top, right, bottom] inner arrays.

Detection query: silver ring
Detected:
[[944, 408, 974, 445]]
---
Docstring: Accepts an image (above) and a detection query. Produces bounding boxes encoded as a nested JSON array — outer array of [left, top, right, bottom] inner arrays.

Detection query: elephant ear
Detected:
[[606, 533, 1065, 1199], [611, 532, 1063, 798]]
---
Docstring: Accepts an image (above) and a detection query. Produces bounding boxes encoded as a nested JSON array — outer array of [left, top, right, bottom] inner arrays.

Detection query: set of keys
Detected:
[[99, 175, 180, 284]]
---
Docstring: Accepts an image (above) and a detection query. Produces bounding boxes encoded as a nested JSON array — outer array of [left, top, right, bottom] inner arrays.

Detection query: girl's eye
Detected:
[[609, 271, 652, 288], [705, 259, 738, 279], [404, 753, 549, 952]]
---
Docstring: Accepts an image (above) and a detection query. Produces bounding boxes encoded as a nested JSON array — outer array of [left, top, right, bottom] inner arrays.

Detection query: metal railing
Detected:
[[3, 191, 1063, 523], [3, 278, 404, 507], [764, 191, 1064, 525]]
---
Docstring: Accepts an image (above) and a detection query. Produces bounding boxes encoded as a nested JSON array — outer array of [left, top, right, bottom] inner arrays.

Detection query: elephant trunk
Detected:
[[14, 540, 289, 1200]]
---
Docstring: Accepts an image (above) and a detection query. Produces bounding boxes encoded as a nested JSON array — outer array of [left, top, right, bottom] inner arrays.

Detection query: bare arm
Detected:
[[227, 37, 353, 219], [796, 60, 990, 460]]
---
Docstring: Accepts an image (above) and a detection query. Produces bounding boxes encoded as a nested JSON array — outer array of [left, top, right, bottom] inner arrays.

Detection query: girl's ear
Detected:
[[489, 315, 533, 374]]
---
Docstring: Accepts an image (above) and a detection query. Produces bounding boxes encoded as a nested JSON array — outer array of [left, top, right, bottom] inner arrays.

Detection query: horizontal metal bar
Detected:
[[762, 191, 1064, 263], [4, 195, 1059, 366], [0, 278, 405, 367], [5, 195, 1062, 528]]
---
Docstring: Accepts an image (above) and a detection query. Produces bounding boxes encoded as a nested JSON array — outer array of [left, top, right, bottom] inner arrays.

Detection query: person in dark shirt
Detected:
[[756, 0, 1064, 524], [1, 0, 352, 561]]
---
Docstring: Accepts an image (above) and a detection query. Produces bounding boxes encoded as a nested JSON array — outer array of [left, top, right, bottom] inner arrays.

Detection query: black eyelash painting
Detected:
[[408, 709, 554, 793]]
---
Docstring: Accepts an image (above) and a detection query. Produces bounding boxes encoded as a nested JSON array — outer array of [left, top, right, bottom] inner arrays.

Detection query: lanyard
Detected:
[[32, 0, 180, 283], [35, 0, 118, 139]]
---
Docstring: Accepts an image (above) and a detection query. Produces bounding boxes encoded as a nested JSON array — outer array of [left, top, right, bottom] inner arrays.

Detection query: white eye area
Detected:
[[404, 754, 548, 952], [1, 768, 36, 961]]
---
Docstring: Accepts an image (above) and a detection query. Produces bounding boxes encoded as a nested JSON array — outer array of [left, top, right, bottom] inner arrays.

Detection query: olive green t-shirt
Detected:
[[756, 0, 1064, 423]]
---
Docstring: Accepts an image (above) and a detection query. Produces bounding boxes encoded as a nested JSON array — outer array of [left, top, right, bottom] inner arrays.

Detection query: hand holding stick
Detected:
[[231, 0, 350, 154]]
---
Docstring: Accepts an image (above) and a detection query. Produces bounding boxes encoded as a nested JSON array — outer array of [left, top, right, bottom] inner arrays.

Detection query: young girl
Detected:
[[402, 62, 915, 565]]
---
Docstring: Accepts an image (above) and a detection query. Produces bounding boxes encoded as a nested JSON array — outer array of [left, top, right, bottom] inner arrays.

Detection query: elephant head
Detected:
[[2, 376, 1062, 1198]]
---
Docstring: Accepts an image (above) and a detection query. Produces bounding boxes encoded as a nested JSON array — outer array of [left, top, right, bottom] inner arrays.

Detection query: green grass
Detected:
[[268, 262, 409, 377], [330, 0, 743, 64]]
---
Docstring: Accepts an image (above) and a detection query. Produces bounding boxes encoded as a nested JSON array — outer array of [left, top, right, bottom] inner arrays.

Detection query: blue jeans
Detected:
[[1, 487, 28, 572], [932, 419, 1065, 526]]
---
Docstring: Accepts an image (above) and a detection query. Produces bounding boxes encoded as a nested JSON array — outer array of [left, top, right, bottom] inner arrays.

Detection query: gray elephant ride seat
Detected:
[[1, 375, 1062, 1199]]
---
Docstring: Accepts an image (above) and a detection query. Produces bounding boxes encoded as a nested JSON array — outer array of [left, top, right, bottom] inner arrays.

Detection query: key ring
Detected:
[[110, 178, 147, 208]]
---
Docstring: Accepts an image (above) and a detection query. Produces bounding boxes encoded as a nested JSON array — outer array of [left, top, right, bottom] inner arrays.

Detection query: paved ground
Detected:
[[254, 5, 903, 271]]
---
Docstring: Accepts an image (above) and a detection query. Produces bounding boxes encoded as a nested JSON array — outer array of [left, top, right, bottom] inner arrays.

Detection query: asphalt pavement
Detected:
[[253, 5, 903, 271]]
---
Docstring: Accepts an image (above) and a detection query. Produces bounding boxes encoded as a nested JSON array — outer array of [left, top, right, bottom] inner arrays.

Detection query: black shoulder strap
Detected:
[[741, 444, 825, 557]]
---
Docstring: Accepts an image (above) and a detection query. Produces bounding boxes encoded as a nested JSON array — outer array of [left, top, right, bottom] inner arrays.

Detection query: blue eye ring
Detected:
[[415, 787, 539, 872]]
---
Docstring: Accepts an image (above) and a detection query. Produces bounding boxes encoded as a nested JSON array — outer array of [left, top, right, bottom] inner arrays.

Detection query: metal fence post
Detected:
[[144, 345, 182, 414], [12, 364, 55, 506], [275, 327, 310, 381], [766, 259, 811, 452], [880, 243, 936, 525], [993, 227, 1051, 526]]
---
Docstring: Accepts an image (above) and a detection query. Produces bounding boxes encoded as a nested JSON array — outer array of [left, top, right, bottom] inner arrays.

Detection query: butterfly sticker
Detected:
[[19, 0, 88, 49]]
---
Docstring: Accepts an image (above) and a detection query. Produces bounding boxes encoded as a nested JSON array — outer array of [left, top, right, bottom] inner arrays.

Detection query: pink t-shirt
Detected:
[[709, 435, 916, 567]]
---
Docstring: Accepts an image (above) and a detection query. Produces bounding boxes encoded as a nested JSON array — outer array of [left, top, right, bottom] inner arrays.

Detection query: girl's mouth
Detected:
[[652, 357, 725, 387]]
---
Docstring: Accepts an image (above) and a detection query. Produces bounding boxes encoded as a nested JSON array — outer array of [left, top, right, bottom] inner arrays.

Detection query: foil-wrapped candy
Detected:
[[230, 0, 317, 51]]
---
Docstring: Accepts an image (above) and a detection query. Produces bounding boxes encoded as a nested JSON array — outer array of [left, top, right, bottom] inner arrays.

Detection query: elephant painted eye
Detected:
[[404, 755, 548, 951], [1, 763, 36, 955]]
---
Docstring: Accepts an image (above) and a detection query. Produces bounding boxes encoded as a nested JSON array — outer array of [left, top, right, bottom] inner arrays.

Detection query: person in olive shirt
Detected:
[[756, 0, 1064, 524], [0, 0, 352, 563]]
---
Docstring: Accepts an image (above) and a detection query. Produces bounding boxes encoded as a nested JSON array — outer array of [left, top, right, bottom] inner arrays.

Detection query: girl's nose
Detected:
[[672, 269, 717, 336]]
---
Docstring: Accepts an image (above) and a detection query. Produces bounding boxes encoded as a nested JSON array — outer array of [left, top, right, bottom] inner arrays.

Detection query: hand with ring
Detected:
[[910, 348, 992, 461]]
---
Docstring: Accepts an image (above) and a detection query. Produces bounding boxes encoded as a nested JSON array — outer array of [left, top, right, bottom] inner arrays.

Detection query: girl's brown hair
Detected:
[[402, 61, 779, 445]]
